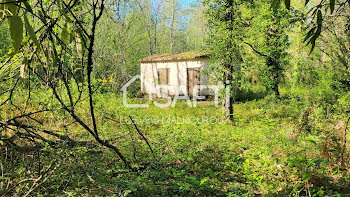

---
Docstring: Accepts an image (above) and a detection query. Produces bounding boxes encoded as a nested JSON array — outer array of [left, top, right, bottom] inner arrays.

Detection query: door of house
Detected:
[[157, 68, 169, 96], [187, 68, 201, 96]]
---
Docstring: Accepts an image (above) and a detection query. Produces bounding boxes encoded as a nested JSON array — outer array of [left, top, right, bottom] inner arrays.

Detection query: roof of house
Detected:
[[140, 51, 211, 63]]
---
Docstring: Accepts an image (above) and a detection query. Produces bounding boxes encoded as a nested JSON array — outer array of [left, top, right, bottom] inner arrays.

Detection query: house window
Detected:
[[157, 69, 169, 85]]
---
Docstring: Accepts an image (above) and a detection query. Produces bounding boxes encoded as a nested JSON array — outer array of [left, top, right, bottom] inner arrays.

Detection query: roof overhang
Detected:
[[140, 52, 211, 63]]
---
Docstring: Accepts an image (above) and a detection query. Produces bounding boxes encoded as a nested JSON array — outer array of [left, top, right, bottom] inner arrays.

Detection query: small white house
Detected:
[[140, 52, 211, 97]]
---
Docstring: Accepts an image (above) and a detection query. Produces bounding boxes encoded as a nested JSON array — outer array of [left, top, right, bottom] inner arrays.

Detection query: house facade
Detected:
[[140, 52, 211, 97]]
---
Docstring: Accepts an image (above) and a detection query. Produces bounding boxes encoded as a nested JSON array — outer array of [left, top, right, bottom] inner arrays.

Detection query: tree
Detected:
[[185, 0, 208, 51], [92, 0, 208, 93], [264, 8, 289, 97], [0, 0, 134, 170], [205, 0, 245, 121], [94, 0, 150, 92], [242, 1, 290, 98], [163, 0, 179, 51], [273, 0, 350, 52], [319, 5, 350, 89]]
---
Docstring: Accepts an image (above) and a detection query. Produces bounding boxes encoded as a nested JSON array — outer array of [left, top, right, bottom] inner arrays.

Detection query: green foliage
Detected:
[[92, 0, 208, 92], [23, 12, 40, 50], [2, 88, 349, 195], [0, 23, 11, 58], [7, 15, 23, 54], [205, 0, 249, 119], [205, 0, 244, 70], [243, 1, 291, 97], [0, 0, 349, 196], [272, 0, 350, 52]]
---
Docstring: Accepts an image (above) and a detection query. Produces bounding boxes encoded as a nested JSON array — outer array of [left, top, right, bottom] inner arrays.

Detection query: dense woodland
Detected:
[[0, 0, 349, 196]]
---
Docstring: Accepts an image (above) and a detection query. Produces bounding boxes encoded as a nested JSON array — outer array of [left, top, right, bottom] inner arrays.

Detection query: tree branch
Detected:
[[242, 41, 268, 57]]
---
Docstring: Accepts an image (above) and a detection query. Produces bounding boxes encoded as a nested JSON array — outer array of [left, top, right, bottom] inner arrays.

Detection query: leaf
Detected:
[[200, 178, 208, 185], [0, 3, 4, 18], [308, 26, 321, 49], [23, 0, 33, 13], [303, 27, 316, 43], [68, 29, 73, 42], [321, 160, 331, 165], [57, 0, 63, 10], [316, 10, 323, 25], [302, 173, 311, 181], [43, 45, 50, 63], [6, 3, 18, 15], [24, 12, 40, 50], [61, 23, 69, 44], [312, 159, 323, 165], [330, 136, 338, 141], [123, 190, 132, 196], [290, 150, 305, 157], [187, 155, 194, 162], [284, 0, 290, 10], [324, 3, 330, 12], [330, 0, 335, 13], [307, 15, 322, 53], [271, 0, 281, 9], [8, 15, 23, 53], [309, 38, 316, 53], [57, 0, 71, 22], [328, 149, 337, 152], [76, 28, 87, 48], [306, 139, 317, 145]]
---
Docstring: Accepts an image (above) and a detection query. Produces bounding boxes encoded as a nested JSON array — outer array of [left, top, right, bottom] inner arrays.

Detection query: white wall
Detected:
[[141, 59, 210, 96]]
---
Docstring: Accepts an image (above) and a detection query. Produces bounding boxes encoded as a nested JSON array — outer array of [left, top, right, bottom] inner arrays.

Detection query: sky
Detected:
[[150, 0, 197, 9], [180, 0, 197, 8]]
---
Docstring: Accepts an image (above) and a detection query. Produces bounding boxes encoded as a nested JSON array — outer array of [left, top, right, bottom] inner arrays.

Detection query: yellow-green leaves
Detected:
[[271, 0, 290, 10], [6, 3, 18, 16], [57, 0, 72, 23], [0, 3, 4, 18], [271, 0, 281, 9], [1, 1, 18, 18], [3, 1, 25, 54], [8, 15, 23, 53], [24, 12, 40, 50], [61, 23, 69, 44]]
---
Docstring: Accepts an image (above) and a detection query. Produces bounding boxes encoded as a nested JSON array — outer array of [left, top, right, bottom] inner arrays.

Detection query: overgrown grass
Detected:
[[1, 86, 349, 196]]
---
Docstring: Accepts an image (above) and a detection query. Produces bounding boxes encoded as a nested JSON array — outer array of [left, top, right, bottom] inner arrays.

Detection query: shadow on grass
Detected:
[[38, 144, 252, 196], [236, 87, 267, 102]]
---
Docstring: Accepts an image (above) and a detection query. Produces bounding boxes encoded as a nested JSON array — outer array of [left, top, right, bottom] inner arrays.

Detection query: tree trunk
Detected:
[[170, 0, 175, 51], [147, 25, 153, 55], [154, 19, 158, 53]]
